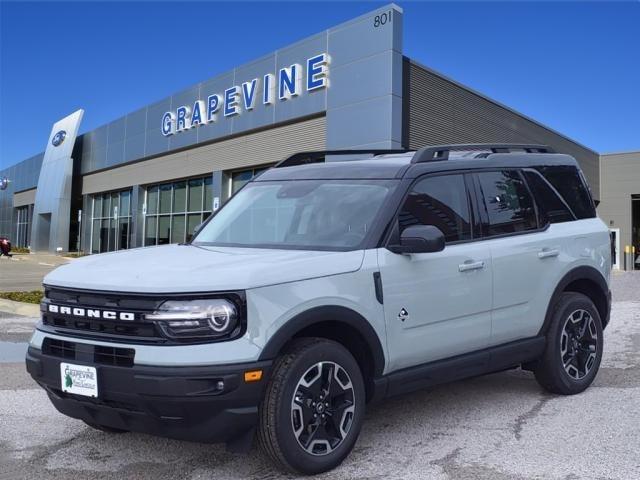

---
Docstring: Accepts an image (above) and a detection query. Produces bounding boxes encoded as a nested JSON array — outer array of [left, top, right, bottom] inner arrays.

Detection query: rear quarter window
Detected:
[[534, 166, 596, 219], [523, 170, 574, 225]]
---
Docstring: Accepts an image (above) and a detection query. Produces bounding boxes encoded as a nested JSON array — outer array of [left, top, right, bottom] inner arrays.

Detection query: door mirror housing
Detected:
[[388, 225, 445, 254]]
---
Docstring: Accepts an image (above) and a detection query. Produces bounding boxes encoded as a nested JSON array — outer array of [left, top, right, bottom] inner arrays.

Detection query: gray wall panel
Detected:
[[406, 61, 600, 199], [81, 116, 326, 195], [597, 151, 640, 259], [14, 188, 36, 207]]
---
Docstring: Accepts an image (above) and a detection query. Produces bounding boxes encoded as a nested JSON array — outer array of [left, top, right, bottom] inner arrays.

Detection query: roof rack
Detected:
[[275, 149, 410, 169], [411, 144, 555, 164]]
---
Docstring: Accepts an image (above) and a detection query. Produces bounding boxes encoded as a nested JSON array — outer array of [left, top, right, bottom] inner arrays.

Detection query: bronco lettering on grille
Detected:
[[47, 304, 135, 321]]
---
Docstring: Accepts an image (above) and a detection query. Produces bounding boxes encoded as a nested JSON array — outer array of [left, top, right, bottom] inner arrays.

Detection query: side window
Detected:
[[523, 170, 574, 225], [399, 174, 472, 243], [477, 170, 538, 236], [535, 166, 596, 219]]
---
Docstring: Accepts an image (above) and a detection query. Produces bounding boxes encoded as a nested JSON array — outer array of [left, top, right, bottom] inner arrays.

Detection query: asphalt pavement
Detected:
[[0, 272, 638, 480], [0, 254, 69, 292]]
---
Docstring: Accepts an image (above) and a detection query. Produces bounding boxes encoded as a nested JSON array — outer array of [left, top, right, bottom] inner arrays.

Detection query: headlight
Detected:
[[145, 299, 240, 341]]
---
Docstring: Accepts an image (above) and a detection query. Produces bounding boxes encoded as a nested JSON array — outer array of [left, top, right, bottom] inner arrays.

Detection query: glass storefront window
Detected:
[[188, 178, 203, 212], [159, 184, 172, 214], [147, 186, 158, 215], [171, 215, 186, 244], [15, 205, 32, 248], [158, 216, 171, 245], [144, 216, 157, 246], [90, 188, 133, 254], [230, 166, 271, 196], [173, 181, 186, 213], [144, 176, 213, 246]]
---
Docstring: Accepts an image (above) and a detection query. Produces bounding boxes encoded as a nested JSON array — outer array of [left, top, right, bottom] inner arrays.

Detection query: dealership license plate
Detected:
[[60, 363, 98, 398]]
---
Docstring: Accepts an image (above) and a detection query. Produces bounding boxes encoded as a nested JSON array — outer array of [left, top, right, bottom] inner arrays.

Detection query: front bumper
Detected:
[[26, 346, 271, 444]]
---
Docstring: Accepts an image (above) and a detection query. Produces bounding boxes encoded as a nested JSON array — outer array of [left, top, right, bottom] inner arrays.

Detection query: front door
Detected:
[[378, 173, 492, 372]]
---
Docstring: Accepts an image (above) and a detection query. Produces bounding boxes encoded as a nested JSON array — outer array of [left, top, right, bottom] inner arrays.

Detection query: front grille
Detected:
[[42, 315, 159, 341], [41, 286, 247, 345], [42, 287, 165, 344], [43, 338, 135, 367]]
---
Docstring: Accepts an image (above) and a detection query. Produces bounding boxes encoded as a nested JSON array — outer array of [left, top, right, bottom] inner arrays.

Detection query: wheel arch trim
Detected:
[[258, 305, 386, 377], [540, 265, 611, 335]]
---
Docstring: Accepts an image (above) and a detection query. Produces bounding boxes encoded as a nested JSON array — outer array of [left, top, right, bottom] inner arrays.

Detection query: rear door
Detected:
[[473, 169, 569, 345], [378, 173, 493, 371]]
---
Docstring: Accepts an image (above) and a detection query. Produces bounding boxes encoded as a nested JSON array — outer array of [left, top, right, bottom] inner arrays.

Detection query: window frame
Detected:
[[383, 171, 480, 249]]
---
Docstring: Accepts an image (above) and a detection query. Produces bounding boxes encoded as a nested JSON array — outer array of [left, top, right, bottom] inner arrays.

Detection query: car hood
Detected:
[[43, 244, 365, 293]]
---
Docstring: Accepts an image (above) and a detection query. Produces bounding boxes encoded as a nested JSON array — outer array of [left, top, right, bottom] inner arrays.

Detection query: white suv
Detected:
[[27, 144, 611, 474]]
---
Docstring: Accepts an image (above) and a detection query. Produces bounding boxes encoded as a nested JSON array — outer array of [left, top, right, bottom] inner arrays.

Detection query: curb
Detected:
[[0, 299, 40, 317]]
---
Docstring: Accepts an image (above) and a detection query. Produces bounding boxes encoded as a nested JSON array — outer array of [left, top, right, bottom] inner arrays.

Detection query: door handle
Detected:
[[458, 260, 485, 272], [538, 248, 560, 259]]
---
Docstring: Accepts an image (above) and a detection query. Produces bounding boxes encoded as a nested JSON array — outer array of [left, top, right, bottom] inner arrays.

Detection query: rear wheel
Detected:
[[534, 292, 603, 395], [258, 338, 365, 474]]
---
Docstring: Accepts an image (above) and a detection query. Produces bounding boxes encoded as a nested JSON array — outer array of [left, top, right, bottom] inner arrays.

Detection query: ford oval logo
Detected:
[[52, 130, 67, 147], [0, 177, 8, 191]]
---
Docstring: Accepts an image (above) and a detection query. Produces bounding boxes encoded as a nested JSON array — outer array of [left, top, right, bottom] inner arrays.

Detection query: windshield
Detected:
[[193, 179, 397, 250]]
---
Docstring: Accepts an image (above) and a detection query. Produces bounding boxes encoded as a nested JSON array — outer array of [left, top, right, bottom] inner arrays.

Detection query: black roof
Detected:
[[256, 146, 580, 182]]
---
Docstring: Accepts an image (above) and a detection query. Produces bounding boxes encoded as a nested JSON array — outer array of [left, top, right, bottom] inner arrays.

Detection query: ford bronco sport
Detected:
[[26, 144, 611, 474]]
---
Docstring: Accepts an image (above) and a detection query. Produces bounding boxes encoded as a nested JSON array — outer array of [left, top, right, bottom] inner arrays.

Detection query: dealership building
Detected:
[[0, 4, 603, 258]]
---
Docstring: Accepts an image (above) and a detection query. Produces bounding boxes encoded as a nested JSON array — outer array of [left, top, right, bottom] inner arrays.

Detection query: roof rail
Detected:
[[411, 143, 555, 164], [275, 149, 410, 169]]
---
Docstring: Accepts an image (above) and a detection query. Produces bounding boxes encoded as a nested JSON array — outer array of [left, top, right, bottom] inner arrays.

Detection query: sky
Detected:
[[0, 1, 638, 169]]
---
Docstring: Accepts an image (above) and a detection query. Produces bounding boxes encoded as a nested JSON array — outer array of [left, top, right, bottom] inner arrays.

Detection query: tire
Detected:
[[83, 421, 128, 434], [258, 338, 366, 475], [534, 292, 603, 395]]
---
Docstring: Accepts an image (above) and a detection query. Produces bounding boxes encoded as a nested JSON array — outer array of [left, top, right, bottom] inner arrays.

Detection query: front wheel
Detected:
[[258, 338, 365, 474], [535, 292, 603, 395]]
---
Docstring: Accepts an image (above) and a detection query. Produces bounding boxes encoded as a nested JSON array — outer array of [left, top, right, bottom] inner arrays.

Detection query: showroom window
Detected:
[[144, 176, 213, 246], [230, 166, 271, 196], [15, 205, 32, 248], [91, 189, 133, 254]]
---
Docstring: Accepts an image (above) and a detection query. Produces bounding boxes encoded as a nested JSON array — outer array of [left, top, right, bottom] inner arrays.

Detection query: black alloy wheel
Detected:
[[560, 308, 598, 380], [291, 361, 356, 456], [258, 338, 365, 474], [534, 292, 603, 395]]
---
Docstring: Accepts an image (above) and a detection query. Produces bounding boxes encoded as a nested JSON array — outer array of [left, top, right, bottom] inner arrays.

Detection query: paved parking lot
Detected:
[[0, 273, 638, 480], [0, 254, 69, 292]]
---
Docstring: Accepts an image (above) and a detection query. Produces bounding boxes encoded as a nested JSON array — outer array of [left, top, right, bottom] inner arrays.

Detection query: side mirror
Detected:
[[388, 225, 445, 254]]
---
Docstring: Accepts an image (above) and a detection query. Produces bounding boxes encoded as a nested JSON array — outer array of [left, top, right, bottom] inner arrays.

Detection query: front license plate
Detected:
[[60, 362, 98, 398]]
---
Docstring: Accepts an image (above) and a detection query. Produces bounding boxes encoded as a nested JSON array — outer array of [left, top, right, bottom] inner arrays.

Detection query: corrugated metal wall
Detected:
[[405, 61, 600, 199], [82, 116, 326, 195]]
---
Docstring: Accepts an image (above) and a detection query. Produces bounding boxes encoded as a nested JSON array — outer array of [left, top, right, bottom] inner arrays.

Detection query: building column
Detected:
[[211, 171, 224, 210]]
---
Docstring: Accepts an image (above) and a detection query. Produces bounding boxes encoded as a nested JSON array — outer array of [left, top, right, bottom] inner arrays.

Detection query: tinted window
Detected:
[[535, 166, 595, 219], [523, 170, 574, 225], [477, 170, 537, 236], [399, 174, 472, 243]]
